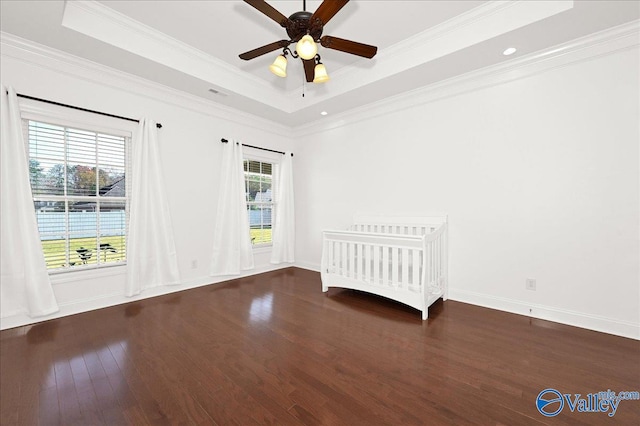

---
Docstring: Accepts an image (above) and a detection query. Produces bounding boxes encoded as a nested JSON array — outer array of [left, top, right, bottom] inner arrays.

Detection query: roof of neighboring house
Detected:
[[73, 177, 126, 210], [99, 176, 125, 197]]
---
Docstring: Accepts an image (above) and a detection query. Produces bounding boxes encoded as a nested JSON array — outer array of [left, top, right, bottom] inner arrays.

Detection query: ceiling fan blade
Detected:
[[303, 59, 315, 82], [239, 40, 290, 60], [244, 0, 291, 27], [320, 36, 377, 58], [310, 0, 349, 26]]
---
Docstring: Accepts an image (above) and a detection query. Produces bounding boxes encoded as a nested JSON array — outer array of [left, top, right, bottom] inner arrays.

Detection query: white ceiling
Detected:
[[1, 1, 639, 128]]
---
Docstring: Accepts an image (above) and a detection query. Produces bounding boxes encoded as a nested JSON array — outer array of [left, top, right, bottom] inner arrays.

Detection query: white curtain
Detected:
[[210, 140, 254, 275], [0, 86, 59, 318], [271, 153, 295, 264], [126, 118, 180, 296]]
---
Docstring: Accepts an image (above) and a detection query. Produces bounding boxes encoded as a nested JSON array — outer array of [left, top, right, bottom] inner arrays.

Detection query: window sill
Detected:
[[50, 264, 126, 285]]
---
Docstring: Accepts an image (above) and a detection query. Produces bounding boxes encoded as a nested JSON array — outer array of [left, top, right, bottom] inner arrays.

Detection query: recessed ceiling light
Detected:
[[320, 111, 328, 116], [502, 47, 517, 56]]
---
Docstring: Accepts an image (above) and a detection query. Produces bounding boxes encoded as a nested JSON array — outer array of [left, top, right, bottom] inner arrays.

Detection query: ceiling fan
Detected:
[[239, 0, 377, 83]]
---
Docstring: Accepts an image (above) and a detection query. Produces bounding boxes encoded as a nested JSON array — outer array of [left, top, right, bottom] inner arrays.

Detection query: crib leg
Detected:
[[322, 284, 328, 293], [422, 308, 428, 320]]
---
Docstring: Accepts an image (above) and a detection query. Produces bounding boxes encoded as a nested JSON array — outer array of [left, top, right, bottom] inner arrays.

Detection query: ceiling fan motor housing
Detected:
[[286, 11, 323, 41]]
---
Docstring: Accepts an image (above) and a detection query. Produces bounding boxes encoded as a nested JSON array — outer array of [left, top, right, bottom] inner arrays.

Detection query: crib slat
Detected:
[[435, 237, 441, 285], [373, 245, 381, 284], [431, 241, 436, 286], [382, 246, 389, 285], [436, 238, 440, 283], [356, 243, 363, 281], [341, 242, 348, 277], [438, 235, 443, 288], [344, 242, 349, 277], [349, 242, 355, 278], [402, 248, 409, 288], [430, 240, 434, 283], [392, 247, 399, 288], [435, 239, 439, 280], [362, 244, 371, 282], [427, 241, 432, 286], [412, 249, 419, 287]]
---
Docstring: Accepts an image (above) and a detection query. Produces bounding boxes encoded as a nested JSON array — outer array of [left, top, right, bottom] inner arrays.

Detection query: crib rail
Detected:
[[351, 215, 446, 237]]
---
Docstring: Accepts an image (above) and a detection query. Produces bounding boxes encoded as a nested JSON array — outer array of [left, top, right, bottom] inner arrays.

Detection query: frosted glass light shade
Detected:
[[296, 35, 317, 60], [313, 63, 329, 83], [269, 55, 287, 77]]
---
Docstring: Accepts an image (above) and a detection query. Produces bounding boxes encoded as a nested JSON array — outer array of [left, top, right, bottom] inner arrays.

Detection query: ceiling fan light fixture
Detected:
[[313, 62, 330, 83], [296, 34, 318, 60], [269, 54, 288, 77], [239, 0, 378, 83]]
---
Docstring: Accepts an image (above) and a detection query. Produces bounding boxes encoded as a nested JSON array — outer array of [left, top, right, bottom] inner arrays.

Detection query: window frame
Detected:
[[242, 148, 280, 250], [20, 99, 135, 276]]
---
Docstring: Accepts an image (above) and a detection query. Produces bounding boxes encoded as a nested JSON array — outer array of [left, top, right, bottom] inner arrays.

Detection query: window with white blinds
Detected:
[[244, 159, 273, 246], [26, 119, 130, 271]]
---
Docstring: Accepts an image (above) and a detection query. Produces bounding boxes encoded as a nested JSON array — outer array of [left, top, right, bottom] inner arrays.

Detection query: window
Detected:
[[26, 120, 130, 271], [244, 159, 273, 246]]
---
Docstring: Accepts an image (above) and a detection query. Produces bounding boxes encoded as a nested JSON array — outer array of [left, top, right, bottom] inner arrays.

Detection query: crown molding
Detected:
[[58, 0, 574, 116], [292, 19, 640, 137], [0, 32, 292, 138], [61, 0, 293, 113]]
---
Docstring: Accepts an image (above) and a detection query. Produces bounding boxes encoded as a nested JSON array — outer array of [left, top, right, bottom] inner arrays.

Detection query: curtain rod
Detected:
[[221, 138, 293, 156], [12, 93, 163, 129]]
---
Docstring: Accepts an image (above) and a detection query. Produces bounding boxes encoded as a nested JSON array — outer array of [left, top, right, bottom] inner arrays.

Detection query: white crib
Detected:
[[321, 215, 448, 320]]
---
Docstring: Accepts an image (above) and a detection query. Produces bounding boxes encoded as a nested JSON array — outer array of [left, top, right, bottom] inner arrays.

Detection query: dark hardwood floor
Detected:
[[1, 267, 638, 425]]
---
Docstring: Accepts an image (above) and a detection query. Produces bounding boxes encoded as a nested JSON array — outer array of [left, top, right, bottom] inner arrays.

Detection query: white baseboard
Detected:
[[0, 263, 287, 331], [293, 260, 320, 272], [448, 288, 639, 340]]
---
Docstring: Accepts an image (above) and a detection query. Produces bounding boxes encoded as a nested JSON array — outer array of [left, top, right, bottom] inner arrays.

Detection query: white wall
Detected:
[[294, 47, 639, 338], [0, 41, 294, 329]]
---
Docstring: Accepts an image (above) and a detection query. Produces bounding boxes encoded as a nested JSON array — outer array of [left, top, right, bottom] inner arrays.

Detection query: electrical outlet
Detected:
[[526, 278, 536, 291], [191, 260, 198, 269]]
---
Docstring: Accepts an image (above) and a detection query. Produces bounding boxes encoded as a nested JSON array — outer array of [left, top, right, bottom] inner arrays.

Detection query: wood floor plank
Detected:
[[1, 268, 638, 425], [38, 386, 61, 426], [107, 344, 172, 426]]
